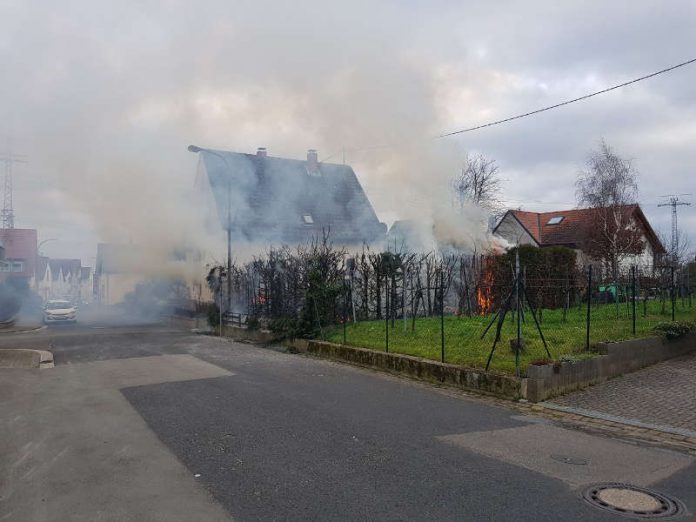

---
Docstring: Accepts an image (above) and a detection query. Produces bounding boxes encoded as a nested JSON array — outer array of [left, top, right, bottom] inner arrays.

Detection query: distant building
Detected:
[[387, 220, 437, 252], [493, 205, 665, 270], [95, 243, 144, 305], [36, 257, 93, 302], [0, 229, 37, 284], [194, 147, 386, 246]]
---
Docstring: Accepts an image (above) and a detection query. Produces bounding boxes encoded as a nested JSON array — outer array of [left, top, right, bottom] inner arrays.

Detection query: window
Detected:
[[303, 214, 314, 224], [0, 262, 10, 272], [547, 216, 564, 225], [11, 262, 23, 272]]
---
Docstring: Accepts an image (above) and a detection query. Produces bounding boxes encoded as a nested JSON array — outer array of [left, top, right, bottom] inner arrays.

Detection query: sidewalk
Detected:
[[545, 352, 696, 439]]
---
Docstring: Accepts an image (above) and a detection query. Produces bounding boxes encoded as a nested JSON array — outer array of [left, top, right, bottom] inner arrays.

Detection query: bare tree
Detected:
[[657, 229, 691, 267], [576, 140, 643, 274], [452, 153, 502, 212]]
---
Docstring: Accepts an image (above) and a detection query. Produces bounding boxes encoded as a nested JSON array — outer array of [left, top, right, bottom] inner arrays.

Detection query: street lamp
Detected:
[[38, 238, 57, 254], [188, 145, 233, 318]]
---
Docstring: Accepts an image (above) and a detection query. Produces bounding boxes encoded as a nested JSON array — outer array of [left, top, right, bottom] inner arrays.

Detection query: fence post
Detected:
[[671, 265, 676, 321], [631, 266, 636, 335], [385, 276, 389, 353], [586, 265, 592, 352], [515, 254, 521, 376], [440, 270, 445, 364], [343, 279, 347, 345], [219, 286, 223, 337]]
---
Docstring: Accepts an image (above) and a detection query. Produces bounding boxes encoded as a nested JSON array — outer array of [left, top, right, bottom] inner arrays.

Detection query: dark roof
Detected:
[[200, 150, 386, 245], [48, 259, 81, 281], [495, 205, 666, 253]]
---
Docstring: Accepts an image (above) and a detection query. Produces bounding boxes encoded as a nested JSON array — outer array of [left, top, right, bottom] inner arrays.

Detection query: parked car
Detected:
[[44, 299, 78, 324]]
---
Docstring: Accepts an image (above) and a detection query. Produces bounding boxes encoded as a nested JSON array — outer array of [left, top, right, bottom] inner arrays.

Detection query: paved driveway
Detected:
[[549, 352, 696, 436]]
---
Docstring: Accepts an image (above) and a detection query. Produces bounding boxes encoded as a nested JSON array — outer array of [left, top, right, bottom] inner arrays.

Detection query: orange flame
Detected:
[[477, 257, 495, 315]]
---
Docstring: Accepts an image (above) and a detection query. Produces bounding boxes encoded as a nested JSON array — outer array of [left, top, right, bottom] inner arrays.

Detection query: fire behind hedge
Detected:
[[486, 245, 578, 310]]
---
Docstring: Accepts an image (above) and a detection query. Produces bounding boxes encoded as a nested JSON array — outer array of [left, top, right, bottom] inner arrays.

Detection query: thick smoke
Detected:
[[2, 2, 530, 301]]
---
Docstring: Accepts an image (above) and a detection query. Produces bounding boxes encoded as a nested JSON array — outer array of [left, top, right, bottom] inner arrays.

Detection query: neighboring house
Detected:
[[493, 205, 665, 272], [194, 147, 387, 246], [37, 257, 93, 303], [0, 228, 37, 284]]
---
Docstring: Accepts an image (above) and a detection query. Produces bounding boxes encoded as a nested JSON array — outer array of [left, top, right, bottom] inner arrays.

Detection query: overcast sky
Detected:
[[1, 0, 695, 264]]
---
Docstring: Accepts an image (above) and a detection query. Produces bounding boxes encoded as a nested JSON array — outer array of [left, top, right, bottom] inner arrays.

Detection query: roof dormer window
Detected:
[[547, 216, 564, 225]]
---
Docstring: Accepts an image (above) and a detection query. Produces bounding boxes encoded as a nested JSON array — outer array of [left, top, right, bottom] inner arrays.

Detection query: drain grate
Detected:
[[582, 483, 685, 519]]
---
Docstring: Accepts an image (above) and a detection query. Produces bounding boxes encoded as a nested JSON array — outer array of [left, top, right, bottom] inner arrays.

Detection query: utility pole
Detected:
[[0, 150, 26, 229], [658, 195, 691, 263]]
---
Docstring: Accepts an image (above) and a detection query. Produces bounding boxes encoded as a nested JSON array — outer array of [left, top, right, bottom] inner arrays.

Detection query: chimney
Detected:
[[256, 147, 267, 158], [307, 149, 318, 171]]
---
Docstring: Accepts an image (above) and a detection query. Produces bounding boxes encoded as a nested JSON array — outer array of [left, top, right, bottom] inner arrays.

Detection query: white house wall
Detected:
[[495, 214, 538, 247]]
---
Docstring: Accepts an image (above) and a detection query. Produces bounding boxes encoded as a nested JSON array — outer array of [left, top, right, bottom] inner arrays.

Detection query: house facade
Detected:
[[493, 205, 665, 273], [0, 229, 37, 285]]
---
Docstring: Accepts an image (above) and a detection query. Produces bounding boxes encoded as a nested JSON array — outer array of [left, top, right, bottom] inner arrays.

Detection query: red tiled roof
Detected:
[[500, 205, 665, 253]]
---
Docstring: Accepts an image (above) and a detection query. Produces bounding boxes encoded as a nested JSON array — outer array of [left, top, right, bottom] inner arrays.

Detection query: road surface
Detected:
[[1, 315, 694, 521]]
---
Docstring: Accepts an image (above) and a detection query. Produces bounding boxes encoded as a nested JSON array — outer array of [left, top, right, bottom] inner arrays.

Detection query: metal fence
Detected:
[[213, 246, 694, 375]]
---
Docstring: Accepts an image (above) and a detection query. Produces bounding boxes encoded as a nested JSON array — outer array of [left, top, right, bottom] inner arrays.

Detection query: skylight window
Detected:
[[547, 216, 564, 225], [303, 214, 314, 224]]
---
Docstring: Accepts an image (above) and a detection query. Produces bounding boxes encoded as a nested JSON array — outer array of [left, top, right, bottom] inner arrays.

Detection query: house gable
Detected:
[[493, 211, 540, 247]]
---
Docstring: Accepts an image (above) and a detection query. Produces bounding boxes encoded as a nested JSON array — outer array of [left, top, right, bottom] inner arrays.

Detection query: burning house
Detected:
[[192, 147, 387, 247]]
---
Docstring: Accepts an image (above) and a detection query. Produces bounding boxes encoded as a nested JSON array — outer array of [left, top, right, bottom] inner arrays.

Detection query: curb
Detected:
[[540, 402, 696, 439], [37, 350, 54, 369], [522, 402, 696, 455], [0, 325, 47, 334], [0, 348, 54, 369]]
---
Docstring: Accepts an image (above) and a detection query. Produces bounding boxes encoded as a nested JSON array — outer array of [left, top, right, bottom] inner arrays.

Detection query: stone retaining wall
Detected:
[[287, 339, 523, 400], [221, 325, 280, 344], [525, 332, 696, 402], [0, 349, 54, 369]]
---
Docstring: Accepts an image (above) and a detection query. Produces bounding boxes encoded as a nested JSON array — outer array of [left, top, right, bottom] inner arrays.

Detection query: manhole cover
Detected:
[[550, 454, 589, 465], [582, 483, 685, 519]]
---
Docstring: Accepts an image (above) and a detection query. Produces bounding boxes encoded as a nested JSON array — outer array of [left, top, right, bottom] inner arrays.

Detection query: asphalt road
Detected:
[[1, 316, 694, 521]]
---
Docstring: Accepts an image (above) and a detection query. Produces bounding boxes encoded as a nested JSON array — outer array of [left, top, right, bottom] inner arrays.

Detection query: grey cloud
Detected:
[[0, 0, 694, 262]]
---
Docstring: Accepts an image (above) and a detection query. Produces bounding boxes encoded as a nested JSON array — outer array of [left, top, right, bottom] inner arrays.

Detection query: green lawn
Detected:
[[325, 299, 695, 375]]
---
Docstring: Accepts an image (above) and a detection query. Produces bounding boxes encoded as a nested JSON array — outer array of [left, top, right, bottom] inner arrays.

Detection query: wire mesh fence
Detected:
[[209, 241, 694, 375]]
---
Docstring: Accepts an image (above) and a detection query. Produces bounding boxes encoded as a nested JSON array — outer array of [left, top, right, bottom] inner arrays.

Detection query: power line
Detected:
[[320, 57, 696, 163], [438, 57, 696, 138]]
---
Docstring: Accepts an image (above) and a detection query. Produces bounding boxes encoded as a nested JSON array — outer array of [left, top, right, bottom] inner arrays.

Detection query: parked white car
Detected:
[[44, 300, 78, 324]]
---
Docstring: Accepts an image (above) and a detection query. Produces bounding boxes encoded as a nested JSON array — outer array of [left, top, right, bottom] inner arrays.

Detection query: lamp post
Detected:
[[188, 145, 233, 318]]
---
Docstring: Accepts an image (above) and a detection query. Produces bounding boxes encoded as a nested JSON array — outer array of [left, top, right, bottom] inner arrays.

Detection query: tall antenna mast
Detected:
[[0, 140, 26, 229], [658, 194, 691, 261]]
